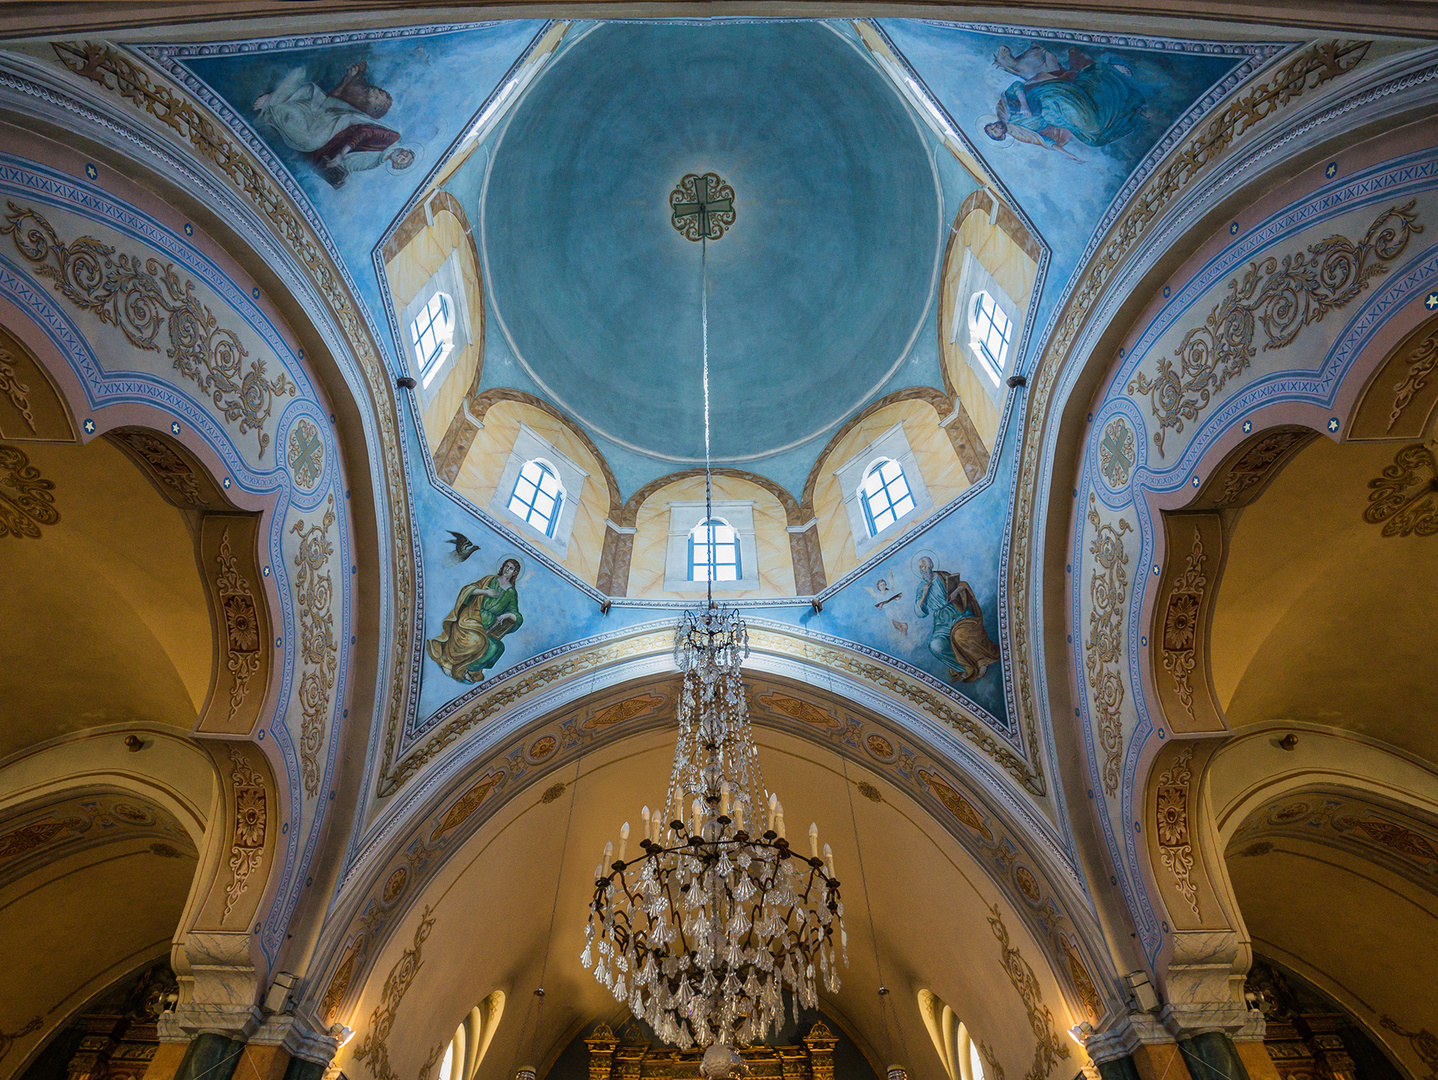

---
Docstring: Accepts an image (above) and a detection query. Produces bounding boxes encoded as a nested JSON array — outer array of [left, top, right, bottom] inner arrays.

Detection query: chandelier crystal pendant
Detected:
[[582, 604, 847, 1049]]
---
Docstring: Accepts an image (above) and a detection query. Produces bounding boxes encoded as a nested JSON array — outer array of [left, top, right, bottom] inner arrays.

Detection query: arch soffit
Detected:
[[311, 656, 1111, 1039], [0, 115, 373, 970], [1054, 87, 1438, 961]]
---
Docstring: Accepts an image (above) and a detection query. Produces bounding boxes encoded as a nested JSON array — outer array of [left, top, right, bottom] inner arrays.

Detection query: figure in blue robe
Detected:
[[984, 45, 1146, 159]]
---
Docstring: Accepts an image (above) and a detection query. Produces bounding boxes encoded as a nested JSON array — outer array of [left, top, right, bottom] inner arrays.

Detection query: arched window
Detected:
[[918, 989, 984, 1080], [858, 457, 916, 537], [438, 992, 505, 1080], [688, 517, 741, 582], [506, 458, 565, 537], [969, 289, 1013, 385], [410, 289, 456, 388]]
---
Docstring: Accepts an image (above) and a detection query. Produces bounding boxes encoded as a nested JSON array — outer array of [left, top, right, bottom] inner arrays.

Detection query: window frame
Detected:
[[664, 500, 759, 592], [969, 289, 1013, 384], [949, 248, 1021, 404], [489, 422, 589, 559], [506, 457, 566, 538], [397, 248, 473, 401], [687, 516, 743, 582], [857, 456, 918, 538], [834, 423, 935, 559]]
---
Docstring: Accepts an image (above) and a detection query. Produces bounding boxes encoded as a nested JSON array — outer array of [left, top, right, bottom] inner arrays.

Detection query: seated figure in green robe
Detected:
[[427, 558, 524, 683]]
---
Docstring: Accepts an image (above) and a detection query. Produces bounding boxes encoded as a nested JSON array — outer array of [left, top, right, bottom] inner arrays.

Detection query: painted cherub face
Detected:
[[876, 578, 890, 595]]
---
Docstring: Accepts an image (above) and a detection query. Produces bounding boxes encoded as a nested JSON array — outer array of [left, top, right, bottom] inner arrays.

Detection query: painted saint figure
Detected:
[[427, 558, 524, 683], [253, 61, 414, 188], [914, 556, 1001, 683], [984, 44, 1145, 158]]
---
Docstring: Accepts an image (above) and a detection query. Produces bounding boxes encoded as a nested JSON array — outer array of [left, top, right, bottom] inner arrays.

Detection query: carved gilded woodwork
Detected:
[[1084, 496, 1132, 797], [0, 441, 58, 539], [1129, 201, 1421, 455], [1154, 746, 1200, 920], [584, 1019, 837, 1080], [1363, 443, 1438, 537], [293, 494, 338, 798], [216, 529, 262, 723], [0, 202, 296, 457], [1160, 531, 1207, 721], [987, 904, 1069, 1080]]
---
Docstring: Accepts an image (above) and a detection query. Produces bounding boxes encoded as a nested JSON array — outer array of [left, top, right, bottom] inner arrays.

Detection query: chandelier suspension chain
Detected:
[[701, 233, 712, 610]]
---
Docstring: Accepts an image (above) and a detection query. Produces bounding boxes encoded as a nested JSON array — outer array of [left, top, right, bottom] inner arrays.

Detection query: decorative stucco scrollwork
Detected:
[[223, 746, 266, 923], [49, 41, 412, 803], [293, 494, 337, 799], [1060, 935, 1103, 1024], [0, 442, 58, 539], [216, 528, 262, 723], [0, 202, 296, 457], [355, 908, 436, 1080], [1009, 40, 1371, 817], [1160, 529, 1208, 720], [988, 903, 1069, 1080], [0, 344, 35, 432], [1128, 201, 1421, 454], [1364, 443, 1438, 537], [1085, 495, 1132, 798], [1214, 428, 1312, 507], [1388, 326, 1438, 432], [1155, 746, 1200, 919], [110, 429, 206, 507]]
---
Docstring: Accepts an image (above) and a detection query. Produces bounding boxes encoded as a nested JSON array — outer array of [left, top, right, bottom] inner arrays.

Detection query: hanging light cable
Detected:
[[582, 178, 847, 1065]]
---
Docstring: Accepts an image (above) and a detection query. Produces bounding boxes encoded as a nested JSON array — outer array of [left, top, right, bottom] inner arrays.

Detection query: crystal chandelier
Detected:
[[581, 603, 847, 1049], [581, 173, 846, 1053]]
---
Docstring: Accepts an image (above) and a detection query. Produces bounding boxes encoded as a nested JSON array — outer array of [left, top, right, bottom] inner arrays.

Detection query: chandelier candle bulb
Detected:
[[809, 823, 819, 860], [823, 842, 834, 876], [619, 822, 629, 862], [720, 780, 730, 816], [734, 801, 744, 832], [768, 792, 778, 833], [776, 806, 785, 840], [642, 805, 651, 838]]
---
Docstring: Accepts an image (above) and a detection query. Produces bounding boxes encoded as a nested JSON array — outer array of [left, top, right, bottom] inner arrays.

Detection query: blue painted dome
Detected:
[[482, 21, 940, 463]]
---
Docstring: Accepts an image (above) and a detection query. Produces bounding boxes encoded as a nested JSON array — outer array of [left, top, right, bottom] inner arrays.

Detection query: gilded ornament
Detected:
[[1128, 201, 1420, 455], [756, 690, 841, 729], [1160, 529, 1208, 720], [287, 417, 325, 489], [1388, 326, 1438, 431], [670, 172, 736, 242], [0, 816, 86, 860], [110, 429, 206, 506], [1060, 936, 1103, 1024], [430, 771, 505, 842], [223, 746, 266, 923], [1215, 428, 1310, 506], [355, 908, 435, 1080], [320, 936, 363, 1024], [46, 42, 413, 800], [1378, 1016, 1438, 1080], [0, 344, 35, 432], [1098, 418, 1136, 489], [865, 733, 894, 759], [987, 903, 1069, 1080], [1006, 42, 1370, 782], [1350, 817, 1438, 863], [0, 202, 296, 457], [918, 769, 994, 841], [382, 866, 408, 904], [583, 692, 663, 730], [1014, 865, 1042, 904], [1084, 496, 1132, 797], [292, 495, 337, 798], [1363, 442, 1438, 537], [540, 781, 567, 804], [1155, 746, 1200, 919], [216, 528, 262, 722], [0, 442, 58, 539], [855, 780, 883, 803]]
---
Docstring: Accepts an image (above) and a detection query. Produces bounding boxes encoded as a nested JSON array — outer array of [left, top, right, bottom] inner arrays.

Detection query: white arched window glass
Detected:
[[440, 991, 505, 1080], [919, 989, 984, 1080], [410, 290, 456, 389], [507, 458, 565, 538], [688, 517, 741, 582], [858, 457, 917, 537], [968, 289, 1013, 386]]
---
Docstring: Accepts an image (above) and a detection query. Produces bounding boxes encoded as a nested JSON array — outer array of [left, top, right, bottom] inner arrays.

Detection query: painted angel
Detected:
[[865, 569, 909, 637]]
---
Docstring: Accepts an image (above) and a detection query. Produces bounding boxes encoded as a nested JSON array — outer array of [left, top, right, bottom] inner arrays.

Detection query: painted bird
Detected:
[[446, 530, 480, 562]]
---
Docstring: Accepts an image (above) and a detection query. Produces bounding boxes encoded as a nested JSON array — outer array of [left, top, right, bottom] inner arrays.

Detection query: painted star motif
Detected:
[[84, 163, 97, 180], [1325, 162, 1338, 178], [1242, 419, 1253, 433], [83, 418, 95, 434], [1328, 417, 1341, 432], [170, 421, 181, 435], [1229, 222, 1240, 235], [1425, 292, 1438, 310], [1192, 476, 1201, 488], [184, 223, 194, 236], [222, 477, 232, 489]]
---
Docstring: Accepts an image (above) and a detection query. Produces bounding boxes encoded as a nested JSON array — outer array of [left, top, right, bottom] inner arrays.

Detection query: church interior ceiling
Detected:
[[0, 9, 1437, 1080]]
